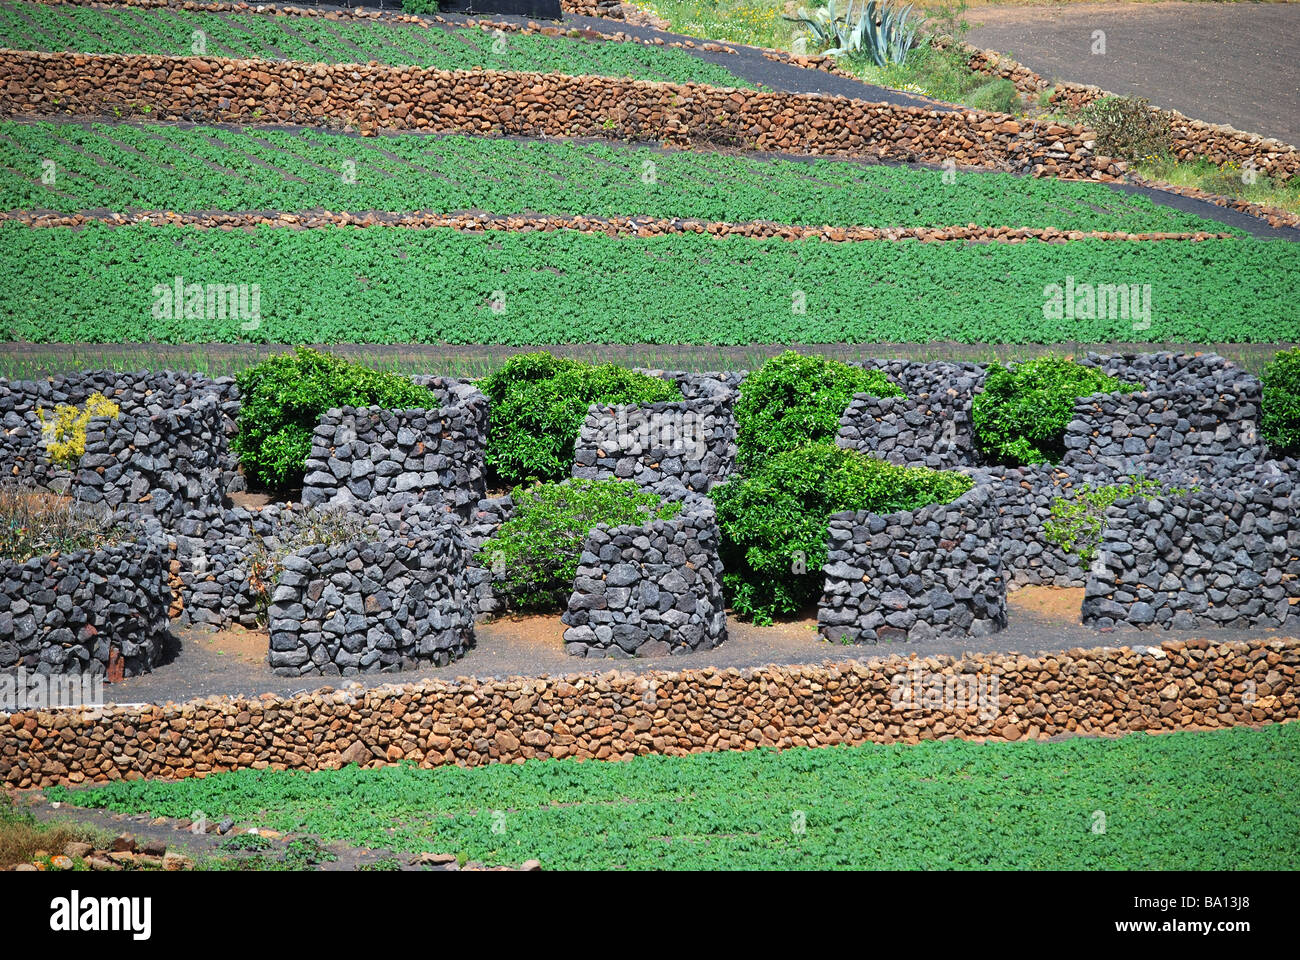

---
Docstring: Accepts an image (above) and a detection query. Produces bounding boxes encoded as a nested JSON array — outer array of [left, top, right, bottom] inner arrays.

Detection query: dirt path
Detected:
[[966, 2, 1300, 145], [91, 587, 1297, 707]]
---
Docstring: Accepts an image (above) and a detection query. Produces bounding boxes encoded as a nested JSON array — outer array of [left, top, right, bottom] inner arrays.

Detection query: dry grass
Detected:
[[0, 793, 106, 868], [0, 485, 124, 563]]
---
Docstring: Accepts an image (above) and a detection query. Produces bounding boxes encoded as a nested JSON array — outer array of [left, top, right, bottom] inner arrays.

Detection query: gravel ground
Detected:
[[966, 1, 1300, 145], [97, 596, 1296, 706]]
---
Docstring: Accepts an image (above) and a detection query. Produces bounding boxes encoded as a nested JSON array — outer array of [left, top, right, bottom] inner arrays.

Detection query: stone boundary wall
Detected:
[[268, 523, 474, 676], [0, 50, 1121, 179], [1077, 351, 1255, 394], [78, 393, 230, 523], [571, 397, 737, 496], [0, 370, 238, 494], [463, 495, 515, 622], [957, 41, 1300, 181], [0, 538, 169, 678], [301, 378, 487, 517], [836, 393, 974, 470], [978, 466, 1097, 589], [3, 636, 1294, 788], [562, 499, 726, 657], [1062, 382, 1267, 475], [1083, 479, 1300, 631], [818, 483, 1007, 643]]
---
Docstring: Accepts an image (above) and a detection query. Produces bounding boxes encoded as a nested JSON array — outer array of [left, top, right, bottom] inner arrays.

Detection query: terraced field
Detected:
[[4, 222, 1295, 344], [0, 1, 755, 86], [0, 120, 1243, 233]]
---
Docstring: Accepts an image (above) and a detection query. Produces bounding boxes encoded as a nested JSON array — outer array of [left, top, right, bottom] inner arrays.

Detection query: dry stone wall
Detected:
[[267, 520, 474, 676], [301, 378, 488, 518], [818, 483, 1007, 643], [1083, 472, 1300, 631], [0, 50, 1121, 179], [562, 498, 727, 657], [3, 636, 1295, 788], [0, 537, 169, 678], [571, 397, 737, 496]]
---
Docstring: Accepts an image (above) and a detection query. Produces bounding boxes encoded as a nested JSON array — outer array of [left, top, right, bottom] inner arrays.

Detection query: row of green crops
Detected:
[[0, 1, 754, 87], [3, 223, 1297, 344], [0, 120, 1240, 234], [45, 724, 1300, 869]]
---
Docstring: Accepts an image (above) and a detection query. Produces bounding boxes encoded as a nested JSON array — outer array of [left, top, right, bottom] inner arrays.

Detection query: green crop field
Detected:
[[3, 222, 1294, 344], [45, 724, 1300, 869], [0, 1, 754, 86], [0, 120, 1242, 234]]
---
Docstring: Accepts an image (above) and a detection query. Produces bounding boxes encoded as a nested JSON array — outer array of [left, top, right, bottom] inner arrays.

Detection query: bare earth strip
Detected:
[[966, 1, 1300, 145]]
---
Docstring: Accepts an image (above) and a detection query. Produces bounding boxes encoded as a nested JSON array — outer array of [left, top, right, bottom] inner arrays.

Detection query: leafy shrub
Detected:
[[1261, 347, 1300, 456], [965, 77, 1020, 114], [1043, 477, 1192, 565], [735, 352, 902, 474], [36, 392, 120, 469], [481, 353, 680, 486], [714, 443, 973, 623], [476, 478, 681, 611], [401, 0, 438, 12], [0, 486, 124, 562], [973, 357, 1141, 465], [1080, 96, 1173, 162], [232, 347, 433, 490]]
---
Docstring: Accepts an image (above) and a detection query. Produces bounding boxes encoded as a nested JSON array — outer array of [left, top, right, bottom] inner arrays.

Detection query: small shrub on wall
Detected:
[[735, 351, 902, 474], [481, 353, 681, 486], [477, 478, 681, 611], [233, 347, 434, 490], [1080, 95, 1172, 162], [973, 357, 1140, 465], [1261, 347, 1300, 457], [714, 443, 972, 623], [36, 392, 120, 469]]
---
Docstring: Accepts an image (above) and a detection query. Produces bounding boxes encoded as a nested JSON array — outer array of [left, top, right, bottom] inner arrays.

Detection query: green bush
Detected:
[[965, 77, 1020, 115], [481, 353, 681, 486], [1080, 95, 1173, 162], [1043, 477, 1192, 565], [735, 352, 903, 474], [401, 0, 439, 12], [476, 478, 682, 611], [1261, 347, 1300, 457], [232, 347, 434, 490], [973, 357, 1141, 465], [714, 443, 973, 623]]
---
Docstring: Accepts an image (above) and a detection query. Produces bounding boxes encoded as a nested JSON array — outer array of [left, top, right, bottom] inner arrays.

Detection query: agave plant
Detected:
[[786, 0, 920, 68]]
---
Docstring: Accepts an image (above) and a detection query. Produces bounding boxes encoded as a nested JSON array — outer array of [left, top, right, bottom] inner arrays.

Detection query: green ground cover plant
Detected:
[[0, 121, 1240, 234], [232, 346, 434, 490], [5, 225, 1296, 345], [44, 723, 1300, 869], [477, 478, 682, 610], [714, 443, 972, 621], [1261, 347, 1300, 456], [973, 357, 1142, 464], [1043, 477, 1193, 565], [481, 353, 681, 485], [0, 2, 754, 87], [734, 351, 902, 473]]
